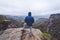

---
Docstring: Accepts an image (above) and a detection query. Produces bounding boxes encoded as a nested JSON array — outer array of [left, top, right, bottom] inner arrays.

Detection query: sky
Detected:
[[0, 0, 60, 16]]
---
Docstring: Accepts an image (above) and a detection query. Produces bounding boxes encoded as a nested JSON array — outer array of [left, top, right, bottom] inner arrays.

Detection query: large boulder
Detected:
[[0, 28, 43, 40]]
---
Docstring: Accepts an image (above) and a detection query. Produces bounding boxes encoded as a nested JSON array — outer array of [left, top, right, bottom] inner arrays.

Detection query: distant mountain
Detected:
[[33, 15, 49, 21], [0, 15, 50, 23], [0, 15, 24, 30], [36, 18, 49, 23], [5, 15, 25, 22]]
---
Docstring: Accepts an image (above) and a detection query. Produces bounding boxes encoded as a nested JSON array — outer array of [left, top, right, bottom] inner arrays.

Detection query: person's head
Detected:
[[28, 12, 31, 16]]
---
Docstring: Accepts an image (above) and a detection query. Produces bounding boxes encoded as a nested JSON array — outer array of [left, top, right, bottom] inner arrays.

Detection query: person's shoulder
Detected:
[[31, 16, 34, 18], [25, 16, 34, 18], [25, 16, 28, 18]]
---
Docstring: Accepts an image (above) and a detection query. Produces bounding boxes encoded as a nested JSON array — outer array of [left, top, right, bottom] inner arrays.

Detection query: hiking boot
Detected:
[[29, 33, 33, 37]]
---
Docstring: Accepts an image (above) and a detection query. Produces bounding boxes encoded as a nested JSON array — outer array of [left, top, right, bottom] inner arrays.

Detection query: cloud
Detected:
[[0, 0, 60, 16]]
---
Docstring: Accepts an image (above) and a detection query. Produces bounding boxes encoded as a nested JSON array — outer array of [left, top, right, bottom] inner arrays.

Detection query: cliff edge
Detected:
[[0, 28, 43, 40]]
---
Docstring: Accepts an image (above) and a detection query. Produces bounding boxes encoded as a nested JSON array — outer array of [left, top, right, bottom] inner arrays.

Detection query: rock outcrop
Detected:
[[0, 28, 43, 40], [48, 14, 60, 40]]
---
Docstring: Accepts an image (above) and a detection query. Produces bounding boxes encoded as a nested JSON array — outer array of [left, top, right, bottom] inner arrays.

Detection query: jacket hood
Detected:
[[28, 12, 31, 16]]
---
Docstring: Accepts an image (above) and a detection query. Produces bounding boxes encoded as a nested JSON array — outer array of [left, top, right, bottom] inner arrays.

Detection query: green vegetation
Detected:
[[42, 32, 51, 40], [0, 15, 7, 22]]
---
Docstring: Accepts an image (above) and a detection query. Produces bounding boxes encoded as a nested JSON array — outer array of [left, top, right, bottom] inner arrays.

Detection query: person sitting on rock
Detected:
[[24, 12, 34, 36]]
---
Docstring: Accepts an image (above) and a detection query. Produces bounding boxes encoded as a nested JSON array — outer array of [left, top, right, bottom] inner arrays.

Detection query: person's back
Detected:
[[24, 12, 34, 36], [25, 12, 34, 26]]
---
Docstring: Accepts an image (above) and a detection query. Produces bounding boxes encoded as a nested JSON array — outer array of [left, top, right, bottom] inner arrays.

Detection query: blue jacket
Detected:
[[25, 12, 34, 26]]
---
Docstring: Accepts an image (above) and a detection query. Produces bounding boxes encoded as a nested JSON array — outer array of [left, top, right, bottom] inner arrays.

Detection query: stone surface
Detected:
[[0, 28, 43, 40]]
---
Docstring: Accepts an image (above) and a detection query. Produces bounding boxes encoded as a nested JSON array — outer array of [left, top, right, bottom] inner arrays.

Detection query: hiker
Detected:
[[24, 12, 34, 36]]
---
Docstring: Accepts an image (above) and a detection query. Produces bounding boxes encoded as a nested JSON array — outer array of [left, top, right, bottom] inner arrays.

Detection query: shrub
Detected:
[[42, 32, 51, 40]]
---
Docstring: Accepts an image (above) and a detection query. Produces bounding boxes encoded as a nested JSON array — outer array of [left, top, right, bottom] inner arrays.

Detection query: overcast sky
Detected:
[[0, 0, 60, 16]]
